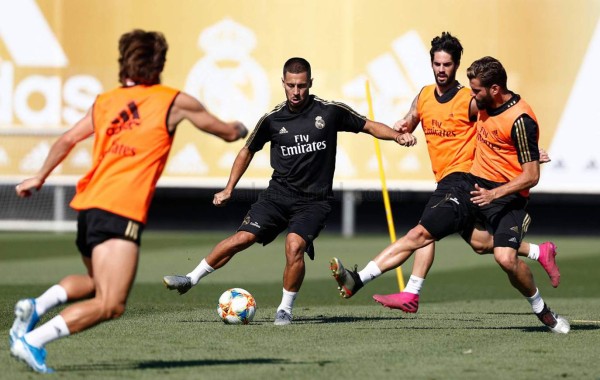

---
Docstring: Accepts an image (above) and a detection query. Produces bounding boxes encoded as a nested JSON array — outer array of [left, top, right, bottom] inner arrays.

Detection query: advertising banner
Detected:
[[1, 0, 598, 192]]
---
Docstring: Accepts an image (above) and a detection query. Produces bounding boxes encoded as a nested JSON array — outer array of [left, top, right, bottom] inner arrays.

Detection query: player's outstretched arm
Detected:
[[213, 147, 255, 207], [16, 110, 94, 198], [168, 92, 247, 141], [362, 120, 417, 147]]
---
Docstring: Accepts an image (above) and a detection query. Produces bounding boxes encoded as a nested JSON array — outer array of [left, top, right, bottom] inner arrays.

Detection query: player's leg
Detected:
[[164, 186, 286, 294], [331, 224, 436, 298], [372, 243, 433, 312], [205, 231, 257, 269], [490, 207, 569, 333], [469, 226, 560, 287], [9, 216, 98, 348], [11, 239, 139, 373], [276, 198, 331, 325], [61, 238, 138, 332], [282, 233, 306, 292], [163, 231, 257, 294], [331, 182, 473, 299], [274, 233, 307, 325], [493, 246, 536, 295], [8, 276, 91, 348], [370, 180, 464, 310]]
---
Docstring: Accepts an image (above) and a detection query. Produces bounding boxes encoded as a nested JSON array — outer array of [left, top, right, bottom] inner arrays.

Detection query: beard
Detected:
[[475, 93, 494, 110], [435, 72, 456, 87], [475, 99, 487, 110]]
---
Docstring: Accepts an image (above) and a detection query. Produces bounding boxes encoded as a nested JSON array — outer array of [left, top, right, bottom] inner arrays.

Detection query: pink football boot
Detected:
[[373, 292, 419, 313], [538, 242, 560, 288]]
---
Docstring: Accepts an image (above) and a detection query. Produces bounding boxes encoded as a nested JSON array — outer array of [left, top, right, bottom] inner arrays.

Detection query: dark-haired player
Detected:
[[368, 32, 559, 313], [163, 57, 416, 325], [331, 55, 569, 334]]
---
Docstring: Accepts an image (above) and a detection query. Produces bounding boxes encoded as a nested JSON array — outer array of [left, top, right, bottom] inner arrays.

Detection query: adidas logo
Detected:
[[279, 127, 288, 134], [509, 237, 518, 243], [0, 0, 102, 127], [340, 30, 431, 125], [510, 226, 520, 233]]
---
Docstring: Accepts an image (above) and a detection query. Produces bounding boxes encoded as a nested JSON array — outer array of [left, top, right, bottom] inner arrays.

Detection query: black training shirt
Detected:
[[246, 95, 366, 197]]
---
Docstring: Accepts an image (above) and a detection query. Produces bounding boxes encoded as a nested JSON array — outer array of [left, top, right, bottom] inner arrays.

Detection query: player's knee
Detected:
[[101, 302, 126, 321], [285, 240, 303, 255], [494, 253, 518, 273], [405, 225, 432, 246], [470, 242, 488, 255], [230, 232, 256, 250]]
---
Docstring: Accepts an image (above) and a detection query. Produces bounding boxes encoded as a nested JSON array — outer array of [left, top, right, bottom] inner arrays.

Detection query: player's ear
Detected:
[[309, 78, 313, 88], [490, 84, 500, 96]]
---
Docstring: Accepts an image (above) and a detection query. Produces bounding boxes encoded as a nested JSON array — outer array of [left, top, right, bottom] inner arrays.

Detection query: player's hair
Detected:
[[466, 56, 508, 89], [430, 32, 463, 66], [283, 57, 311, 79], [118, 29, 168, 86]]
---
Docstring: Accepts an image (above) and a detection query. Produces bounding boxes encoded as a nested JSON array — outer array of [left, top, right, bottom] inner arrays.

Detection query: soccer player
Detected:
[[163, 57, 416, 325], [9, 29, 248, 373], [371, 32, 560, 313], [330, 56, 570, 334]]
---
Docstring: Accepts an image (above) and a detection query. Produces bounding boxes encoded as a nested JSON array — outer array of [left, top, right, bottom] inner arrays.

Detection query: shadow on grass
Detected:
[[294, 313, 600, 333], [299, 315, 395, 323], [61, 357, 318, 371]]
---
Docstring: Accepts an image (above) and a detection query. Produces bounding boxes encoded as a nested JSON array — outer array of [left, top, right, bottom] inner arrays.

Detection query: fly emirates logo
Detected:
[[0, 0, 102, 128], [280, 134, 327, 157]]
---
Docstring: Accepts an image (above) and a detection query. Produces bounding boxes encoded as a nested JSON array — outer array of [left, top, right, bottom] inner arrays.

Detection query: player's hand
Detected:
[[395, 133, 417, 147], [539, 148, 551, 164], [213, 189, 232, 207], [234, 122, 248, 140], [15, 177, 43, 198], [393, 119, 409, 133], [470, 183, 496, 207]]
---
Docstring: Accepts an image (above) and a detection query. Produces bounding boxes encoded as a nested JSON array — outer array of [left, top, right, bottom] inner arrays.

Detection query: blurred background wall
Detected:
[[1, 0, 598, 234]]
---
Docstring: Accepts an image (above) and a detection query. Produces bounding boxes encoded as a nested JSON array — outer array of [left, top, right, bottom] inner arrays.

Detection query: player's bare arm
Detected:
[[468, 97, 479, 121], [393, 95, 419, 133], [363, 120, 417, 147], [539, 148, 551, 164], [168, 92, 247, 141], [213, 147, 255, 207], [470, 161, 540, 206], [16, 109, 94, 198]]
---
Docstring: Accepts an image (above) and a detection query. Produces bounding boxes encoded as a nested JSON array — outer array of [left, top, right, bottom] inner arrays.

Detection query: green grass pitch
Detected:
[[1, 231, 599, 379]]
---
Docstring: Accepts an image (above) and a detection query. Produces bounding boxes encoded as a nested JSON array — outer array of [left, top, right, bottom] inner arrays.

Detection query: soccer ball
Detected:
[[217, 288, 256, 325]]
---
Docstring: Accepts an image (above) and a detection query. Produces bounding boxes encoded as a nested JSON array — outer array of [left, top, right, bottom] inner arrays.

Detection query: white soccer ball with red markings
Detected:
[[217, 288, 256, 325]]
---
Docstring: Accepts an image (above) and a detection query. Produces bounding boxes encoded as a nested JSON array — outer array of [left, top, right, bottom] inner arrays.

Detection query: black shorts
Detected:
[[237, 181, 332, 260], [467, 174, 530, 250], [76, 208, 145, 257], [419, 172, 477, 240]]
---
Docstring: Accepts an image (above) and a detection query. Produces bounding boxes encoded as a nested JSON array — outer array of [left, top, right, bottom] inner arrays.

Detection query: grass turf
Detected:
[[1, 231, 599, 379]]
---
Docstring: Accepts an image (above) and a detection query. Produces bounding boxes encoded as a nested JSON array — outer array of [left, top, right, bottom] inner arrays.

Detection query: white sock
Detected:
[[404, 275, 425, 295], [35, 284, 68, 316], [187, 259, 215, 285], [527, 244, 540, 261], [277, 288, 297, 315], [358, 261, 382, 284], [25, 315, 70, 348], [526, 288, 545, 314]]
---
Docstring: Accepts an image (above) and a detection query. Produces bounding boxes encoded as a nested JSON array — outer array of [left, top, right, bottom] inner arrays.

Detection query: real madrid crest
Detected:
[[315, 116, 325, 129]]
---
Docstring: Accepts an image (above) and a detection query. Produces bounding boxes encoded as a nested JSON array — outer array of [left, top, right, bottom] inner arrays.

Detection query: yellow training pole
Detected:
[[365, 80, 405, 291]]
